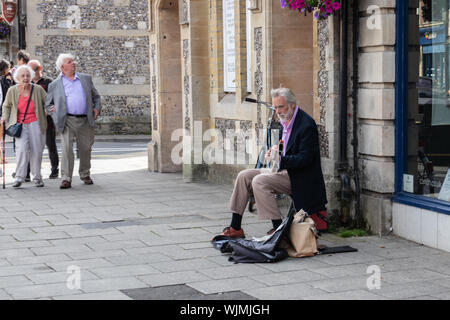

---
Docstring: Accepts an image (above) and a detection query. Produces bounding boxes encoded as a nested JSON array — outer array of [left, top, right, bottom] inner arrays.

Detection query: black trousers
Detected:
[[26, 115, 59, 177]]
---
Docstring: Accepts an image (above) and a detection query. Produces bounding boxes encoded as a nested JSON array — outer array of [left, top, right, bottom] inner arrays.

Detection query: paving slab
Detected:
[[122, 284, 257, 300], [187, 277, 267, 295], [138, 271, 212, 288], [243, 283, 327, 300], [54, 290, 134, 300], [5, 283, 83, 299]]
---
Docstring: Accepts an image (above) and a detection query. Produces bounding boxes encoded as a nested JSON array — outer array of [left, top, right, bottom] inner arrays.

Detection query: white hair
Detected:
[[13, 65, 35, 83], [55, 53, 75, 72], [271, 87, 297, 105]]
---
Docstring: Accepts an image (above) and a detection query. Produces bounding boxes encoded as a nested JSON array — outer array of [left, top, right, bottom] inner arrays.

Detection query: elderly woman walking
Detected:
[[1, 65, 47, 188]]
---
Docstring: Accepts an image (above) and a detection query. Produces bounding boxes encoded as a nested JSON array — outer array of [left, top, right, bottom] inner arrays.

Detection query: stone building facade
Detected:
[[25, 0, 151, 135], [147, 0, 342, 221]]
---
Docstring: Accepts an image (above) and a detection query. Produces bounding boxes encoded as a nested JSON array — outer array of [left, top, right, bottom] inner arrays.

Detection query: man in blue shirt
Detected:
[[45, 54, 101, 189]]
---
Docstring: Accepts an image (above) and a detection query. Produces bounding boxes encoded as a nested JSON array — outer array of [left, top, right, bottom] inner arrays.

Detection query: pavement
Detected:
[[0, 140, 450, 300]]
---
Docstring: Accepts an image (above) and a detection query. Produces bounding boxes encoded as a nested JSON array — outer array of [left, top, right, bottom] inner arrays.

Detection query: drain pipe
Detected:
[[352, 0, 362, 228], [338, 0, 352, 225]]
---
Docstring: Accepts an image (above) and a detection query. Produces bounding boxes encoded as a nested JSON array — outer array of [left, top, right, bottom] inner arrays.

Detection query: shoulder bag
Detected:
[[5, 85, 34, 138]]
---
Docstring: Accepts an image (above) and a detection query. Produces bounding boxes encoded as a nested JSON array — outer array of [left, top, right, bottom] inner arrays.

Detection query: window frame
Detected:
[[392, 0, 450, 215]]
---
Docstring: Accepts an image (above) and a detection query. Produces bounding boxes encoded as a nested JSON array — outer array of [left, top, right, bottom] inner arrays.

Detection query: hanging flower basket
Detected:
[[280, 0, 341, 20], [0, 18, 11, 40]]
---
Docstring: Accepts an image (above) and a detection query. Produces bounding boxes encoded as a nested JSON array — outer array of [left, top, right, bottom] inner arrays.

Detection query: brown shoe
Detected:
[[220, 227, 245, 239], [81, 176, 94, 185], [60, 180, 71, 189]]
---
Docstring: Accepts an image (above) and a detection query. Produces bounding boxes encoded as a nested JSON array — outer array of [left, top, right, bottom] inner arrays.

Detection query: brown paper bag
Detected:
[[283, 210, 319, 258]]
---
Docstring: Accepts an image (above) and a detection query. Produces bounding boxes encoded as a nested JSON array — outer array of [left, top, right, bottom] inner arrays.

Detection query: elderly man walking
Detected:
[[45, 53, 101, 189]]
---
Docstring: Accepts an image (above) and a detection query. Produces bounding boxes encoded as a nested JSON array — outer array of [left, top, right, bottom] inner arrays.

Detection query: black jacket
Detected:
[[279, 109, 327, 214]]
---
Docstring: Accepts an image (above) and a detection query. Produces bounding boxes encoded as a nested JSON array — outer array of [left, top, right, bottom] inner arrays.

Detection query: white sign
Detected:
[[403, 174, 414, 193], [223, 0, 236, 92], [246, 0, 252, 93], [438, 169, 450, 202]]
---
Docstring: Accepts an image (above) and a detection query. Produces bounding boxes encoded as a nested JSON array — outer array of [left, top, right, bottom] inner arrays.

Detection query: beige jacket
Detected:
[[1, 84, 48, 133]]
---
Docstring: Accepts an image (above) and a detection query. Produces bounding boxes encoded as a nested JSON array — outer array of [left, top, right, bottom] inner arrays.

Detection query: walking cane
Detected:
[[2, 122, 5, 189]]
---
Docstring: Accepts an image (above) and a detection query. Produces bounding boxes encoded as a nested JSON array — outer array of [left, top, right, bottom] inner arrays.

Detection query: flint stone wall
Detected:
[[29, 0, 151, 135]]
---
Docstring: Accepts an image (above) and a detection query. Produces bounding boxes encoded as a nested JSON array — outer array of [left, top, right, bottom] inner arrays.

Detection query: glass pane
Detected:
[[409, 0, 450, 202]]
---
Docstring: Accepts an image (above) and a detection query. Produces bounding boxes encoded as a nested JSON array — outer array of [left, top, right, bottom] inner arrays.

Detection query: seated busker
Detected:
[[217, 87, 327, 239]]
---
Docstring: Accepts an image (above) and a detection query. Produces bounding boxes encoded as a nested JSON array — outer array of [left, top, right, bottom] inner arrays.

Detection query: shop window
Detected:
[[406, 0, 450, 202]]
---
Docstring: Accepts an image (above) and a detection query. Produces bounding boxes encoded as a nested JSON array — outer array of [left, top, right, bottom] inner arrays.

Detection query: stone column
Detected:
[[358, 0, 397, 235], [148, 0, 183, 173], [182, 0, 211, 182]]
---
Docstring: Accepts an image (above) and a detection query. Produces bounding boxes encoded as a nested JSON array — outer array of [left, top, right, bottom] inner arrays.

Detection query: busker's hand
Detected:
[[265, 145, 280, 163], [49, 106, 56, 113], [265, 149, 272, 162], [93, 109, 99, 120]]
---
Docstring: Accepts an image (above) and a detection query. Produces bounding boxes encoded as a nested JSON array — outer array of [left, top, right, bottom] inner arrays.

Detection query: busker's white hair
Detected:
[[271, 87, 297, 106], [55, 53, 75, 72]]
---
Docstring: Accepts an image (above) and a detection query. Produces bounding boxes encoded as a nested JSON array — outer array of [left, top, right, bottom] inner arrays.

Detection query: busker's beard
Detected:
[[278, 106, 294, 122]]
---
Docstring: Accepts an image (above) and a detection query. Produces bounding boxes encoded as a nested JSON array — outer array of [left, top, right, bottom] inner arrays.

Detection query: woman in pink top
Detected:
[[1, 65, 48, 188]]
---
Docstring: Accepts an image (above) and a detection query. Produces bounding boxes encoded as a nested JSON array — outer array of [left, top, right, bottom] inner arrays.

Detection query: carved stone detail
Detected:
[[179, 0, 189, 25], [318, 20, 329, 158], [254, 27, 263, 138], [183, 39, 191, 131], [151, 43, 158, 131]]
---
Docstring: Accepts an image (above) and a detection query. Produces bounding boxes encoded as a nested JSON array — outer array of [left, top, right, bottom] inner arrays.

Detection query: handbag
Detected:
[[279, 209, 319, 258], [5, 85, 34, 138]]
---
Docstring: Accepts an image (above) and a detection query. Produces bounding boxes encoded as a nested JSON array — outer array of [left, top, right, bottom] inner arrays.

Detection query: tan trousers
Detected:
[[229, 168, 292, 220], [60, 116, 95, 182]]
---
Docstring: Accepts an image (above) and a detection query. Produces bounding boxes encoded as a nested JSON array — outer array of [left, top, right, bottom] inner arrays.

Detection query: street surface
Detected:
[[0, 137, 450, 300]]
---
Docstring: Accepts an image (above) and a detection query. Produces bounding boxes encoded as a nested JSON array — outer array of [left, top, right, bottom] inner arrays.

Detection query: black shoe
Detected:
[[12, 181, 22, 188], [25, 176, 31, 183], [49, 168, 59, 179]]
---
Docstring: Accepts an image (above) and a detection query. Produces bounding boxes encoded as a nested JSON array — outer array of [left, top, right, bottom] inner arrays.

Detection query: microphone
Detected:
[[244, 98, 275, 111]]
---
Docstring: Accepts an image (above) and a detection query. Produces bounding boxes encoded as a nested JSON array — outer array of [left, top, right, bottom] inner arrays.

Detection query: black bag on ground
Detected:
[[211, 211, 295, 264], [228, 239, 288, 263]]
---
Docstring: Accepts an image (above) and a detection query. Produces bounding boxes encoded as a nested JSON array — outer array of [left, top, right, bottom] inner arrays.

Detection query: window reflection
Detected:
[[412, 0, 450, 201]]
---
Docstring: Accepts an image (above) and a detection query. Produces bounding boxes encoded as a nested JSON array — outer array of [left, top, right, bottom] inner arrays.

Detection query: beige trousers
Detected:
[[60, 116, 95, 182], [229, 168, 292, 220]]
